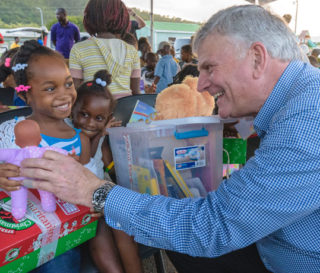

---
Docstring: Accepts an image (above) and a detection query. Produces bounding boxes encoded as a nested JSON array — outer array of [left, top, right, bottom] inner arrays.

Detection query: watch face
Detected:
[[92, 183, 114, 212]]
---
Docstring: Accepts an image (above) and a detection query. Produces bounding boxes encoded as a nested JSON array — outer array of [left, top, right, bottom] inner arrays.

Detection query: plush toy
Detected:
[[154, 76, 215, 120], [0, 120, 68, 219]]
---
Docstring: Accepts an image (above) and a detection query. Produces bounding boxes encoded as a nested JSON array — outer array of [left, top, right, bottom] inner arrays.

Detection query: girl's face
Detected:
[[73, 95, 111, 139], [25, 55, 76, 121]]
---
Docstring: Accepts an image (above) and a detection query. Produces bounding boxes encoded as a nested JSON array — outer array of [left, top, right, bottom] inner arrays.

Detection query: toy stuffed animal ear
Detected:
[[14, 120, 42, 148], [155, 83, 198, 120], [182, 76, 215, 116]]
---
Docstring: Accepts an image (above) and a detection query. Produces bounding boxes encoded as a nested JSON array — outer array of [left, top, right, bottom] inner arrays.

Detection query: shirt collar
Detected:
[[254, 60, 305, 138]]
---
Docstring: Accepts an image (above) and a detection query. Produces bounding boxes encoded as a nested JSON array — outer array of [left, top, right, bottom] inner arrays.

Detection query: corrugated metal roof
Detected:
[[144, 21, 201, 32]]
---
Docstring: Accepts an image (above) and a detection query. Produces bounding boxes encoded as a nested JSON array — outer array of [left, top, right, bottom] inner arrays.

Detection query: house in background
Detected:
[[137, 21, 201, 52]]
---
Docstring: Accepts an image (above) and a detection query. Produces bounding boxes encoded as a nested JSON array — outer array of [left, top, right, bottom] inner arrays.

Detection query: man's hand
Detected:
[[20, 151, 105, 208], [0, 163, 21, 191]]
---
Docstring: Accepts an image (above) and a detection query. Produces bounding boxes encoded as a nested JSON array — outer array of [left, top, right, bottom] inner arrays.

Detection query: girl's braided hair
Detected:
[[12, 40, 63, 89], [75, 69, 115, 113], [0, 47, 19, 83]]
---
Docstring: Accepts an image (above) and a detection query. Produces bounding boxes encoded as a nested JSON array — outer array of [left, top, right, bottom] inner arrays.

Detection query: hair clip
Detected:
[[87, 82, 93, 87], [4, 58, 11, 68], [12, 63, 28, 72], [15, 85, 31, 92], [96, 78, 107, 87]]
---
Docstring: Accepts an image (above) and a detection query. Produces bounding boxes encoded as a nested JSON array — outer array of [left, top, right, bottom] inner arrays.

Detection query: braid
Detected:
[[0, 47, 19, 83], [75, 69, 115, 112], [0, 64, 11, 83], [12, 40, 63, 98]]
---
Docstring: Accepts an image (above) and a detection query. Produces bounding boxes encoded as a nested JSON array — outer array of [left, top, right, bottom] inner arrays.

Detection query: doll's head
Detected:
[[72, 70, 115, 139], [14, 120, 41, 148]]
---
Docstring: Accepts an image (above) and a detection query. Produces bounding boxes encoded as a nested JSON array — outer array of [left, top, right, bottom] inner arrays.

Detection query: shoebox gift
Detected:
[[0, 189, 97, 273]]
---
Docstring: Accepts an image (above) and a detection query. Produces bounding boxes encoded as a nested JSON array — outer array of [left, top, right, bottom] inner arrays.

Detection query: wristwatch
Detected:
[[92, 182, 115, 213]]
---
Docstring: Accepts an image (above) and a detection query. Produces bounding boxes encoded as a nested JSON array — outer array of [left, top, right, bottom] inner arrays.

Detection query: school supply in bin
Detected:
[[108, 116, 224, 198]]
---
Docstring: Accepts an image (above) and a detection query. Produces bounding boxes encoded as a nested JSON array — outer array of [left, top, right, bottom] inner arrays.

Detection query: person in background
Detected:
[[51, 8, 80, 59], [69, 0, 141, 99], [21, 5, 320, 273], [141, 52, 158, 93], [122, 32, 138, 50], [0, 47, 26, 106], [138, 36, 152, 67], [153, 41, 179, 93], [308, 55, 320, 68], [179, 44, 198, 69], [282, 13, 292, 24], [311, 48, 320, 62], [10, 37, 20, 49], [170, 46, 180, 63], [0, 33, 4, 45], [128, 8, 146, 40]]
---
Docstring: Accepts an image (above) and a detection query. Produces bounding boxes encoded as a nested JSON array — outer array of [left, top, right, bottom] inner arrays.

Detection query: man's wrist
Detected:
[[92, 181, 116, 213]]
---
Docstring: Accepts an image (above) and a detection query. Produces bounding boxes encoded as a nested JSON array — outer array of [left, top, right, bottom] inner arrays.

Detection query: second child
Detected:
[[71, 70, 143, 273]]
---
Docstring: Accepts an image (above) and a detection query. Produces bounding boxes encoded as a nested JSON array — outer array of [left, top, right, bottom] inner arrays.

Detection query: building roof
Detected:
[[144, 21, 201, 32]]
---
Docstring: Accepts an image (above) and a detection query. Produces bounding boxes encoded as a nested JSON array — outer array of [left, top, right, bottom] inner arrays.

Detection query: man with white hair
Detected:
[[20, 5, 320, 273]]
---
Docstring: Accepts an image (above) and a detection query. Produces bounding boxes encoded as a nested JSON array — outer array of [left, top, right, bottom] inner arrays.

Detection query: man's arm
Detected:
[[74, 25, 80, 43], [51, 25, 57, 46], [128, 8, 146, 29]]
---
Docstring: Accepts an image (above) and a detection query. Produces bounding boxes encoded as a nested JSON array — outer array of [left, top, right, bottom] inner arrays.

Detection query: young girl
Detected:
[[71, 69, 143, 273], [0, 40, 90, 273]]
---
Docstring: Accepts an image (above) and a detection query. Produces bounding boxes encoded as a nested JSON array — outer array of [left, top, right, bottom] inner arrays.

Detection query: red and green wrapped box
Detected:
[[0, 190, 97, 273]]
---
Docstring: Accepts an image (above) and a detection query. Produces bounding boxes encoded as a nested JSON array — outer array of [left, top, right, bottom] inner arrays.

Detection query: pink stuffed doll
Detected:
[[0, 120, 67, 219]]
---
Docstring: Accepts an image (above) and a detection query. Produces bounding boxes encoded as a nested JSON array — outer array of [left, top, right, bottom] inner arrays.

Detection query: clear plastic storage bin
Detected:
[[108, 116, 223, 198]]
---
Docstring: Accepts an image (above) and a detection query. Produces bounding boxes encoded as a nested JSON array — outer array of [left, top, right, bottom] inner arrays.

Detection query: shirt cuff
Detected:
[[69, 68, 83, 79], [104, 185, 142, 235], [131, 68, 141, 78]]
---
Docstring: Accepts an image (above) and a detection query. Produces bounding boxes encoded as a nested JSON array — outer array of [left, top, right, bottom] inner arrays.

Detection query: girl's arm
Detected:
[[101, 137, 113, 170], [130, 77, 141, 95], [79, 132, 91, 165]]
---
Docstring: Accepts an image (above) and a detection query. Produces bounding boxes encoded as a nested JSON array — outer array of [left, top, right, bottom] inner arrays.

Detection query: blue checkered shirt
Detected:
[[105, 60, 320, 273]]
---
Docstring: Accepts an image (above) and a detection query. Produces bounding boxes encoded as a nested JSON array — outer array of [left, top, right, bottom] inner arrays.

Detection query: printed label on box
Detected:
[[174, 145, 206, 170], [56, 199, 80, 215]]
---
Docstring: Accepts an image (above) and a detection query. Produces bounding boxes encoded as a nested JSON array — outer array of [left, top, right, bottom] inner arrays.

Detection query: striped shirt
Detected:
[[104, 60, 320, 273], [69, 37, 140, 99], [39, 128, 82, 156]]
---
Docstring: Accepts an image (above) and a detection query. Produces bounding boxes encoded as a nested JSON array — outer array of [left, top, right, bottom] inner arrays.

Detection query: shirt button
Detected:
[[116, 222, 121, 228]]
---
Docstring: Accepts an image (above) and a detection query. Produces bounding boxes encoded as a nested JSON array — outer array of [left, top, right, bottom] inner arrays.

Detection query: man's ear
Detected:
[[250, 42, 267, 79]]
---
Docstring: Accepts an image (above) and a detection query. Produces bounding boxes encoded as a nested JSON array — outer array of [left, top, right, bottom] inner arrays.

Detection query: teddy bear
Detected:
[[154, 76, 215, 120]]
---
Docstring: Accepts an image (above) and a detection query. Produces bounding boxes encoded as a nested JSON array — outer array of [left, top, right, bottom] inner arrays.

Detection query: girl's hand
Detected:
[[103, 117, 122, 136], [0, 163, 21, 191]]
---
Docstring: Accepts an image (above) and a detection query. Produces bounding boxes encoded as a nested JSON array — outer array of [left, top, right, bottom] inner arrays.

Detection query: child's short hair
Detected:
[[75, 69, 116, 114], [181, 44, 192, 54], [83, 0, 130, 36], [12, 40, 64, 98], [122, 32, 138, 48], [172, 64, 199, 85], [145, 52, 157, 62]]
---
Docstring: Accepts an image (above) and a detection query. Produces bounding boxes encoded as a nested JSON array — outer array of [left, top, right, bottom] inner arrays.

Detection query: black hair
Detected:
[[172, 64, 199, 85], [12, 39, 64, 99], [0, 47, 19, 83], [145, 52, 157, 62], [57, 8, 67, 15], [181, 44, 192, 54], [74, 69, 115, 115], [122, 32, 137, 47]]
